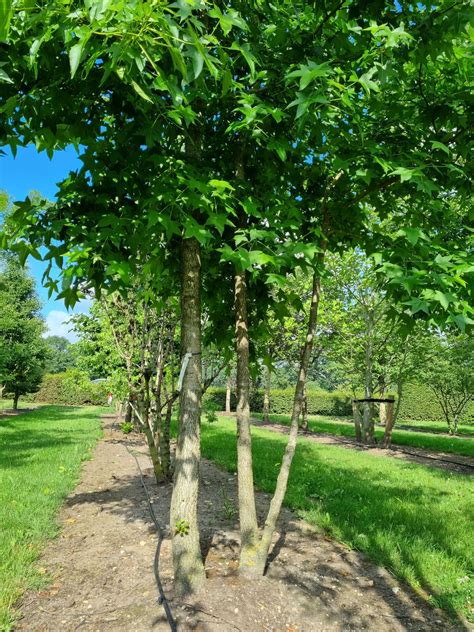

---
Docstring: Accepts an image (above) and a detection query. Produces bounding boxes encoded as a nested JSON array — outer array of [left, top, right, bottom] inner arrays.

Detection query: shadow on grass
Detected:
[[0, 406, 102, 469], [201, 420, 473, 627]]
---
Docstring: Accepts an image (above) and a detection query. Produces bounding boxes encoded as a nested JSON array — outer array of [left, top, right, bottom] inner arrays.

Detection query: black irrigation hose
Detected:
[[125, 444, 178, 632]]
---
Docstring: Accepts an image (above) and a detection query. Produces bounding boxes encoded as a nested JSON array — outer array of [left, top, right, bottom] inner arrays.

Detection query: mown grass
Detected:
[[0, 399, 38, 412], [201, 416, 473, 623], [396, 418, 474, 437], [252, 412, 474, 458], [0, 405, 104, 631]]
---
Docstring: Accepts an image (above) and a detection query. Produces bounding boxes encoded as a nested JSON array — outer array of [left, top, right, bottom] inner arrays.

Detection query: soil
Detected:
[[251, 419, 474, 476], [15, 415, 469, 632]]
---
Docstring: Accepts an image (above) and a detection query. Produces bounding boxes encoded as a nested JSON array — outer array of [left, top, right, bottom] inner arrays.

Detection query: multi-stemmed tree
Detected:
[[1, 0, 472, 594]]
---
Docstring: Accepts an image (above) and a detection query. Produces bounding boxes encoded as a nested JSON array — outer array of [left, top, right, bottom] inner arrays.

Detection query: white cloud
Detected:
[[44, 310, 79, 343]]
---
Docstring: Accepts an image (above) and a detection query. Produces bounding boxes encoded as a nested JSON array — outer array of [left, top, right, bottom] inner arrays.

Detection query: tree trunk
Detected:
[[161, 396, 173, 480], [301, 382, 309, 431], [235, 269, 259, 570], [362, 319, 375, 444], [263, 364, 271, 423], [249, 272, 322, 575], [13, 391, 19, 410], [169, 237, 206, 595], [380, 401, 395, 448], [225, 373, 232, 413], [352, 400, 362, 442]]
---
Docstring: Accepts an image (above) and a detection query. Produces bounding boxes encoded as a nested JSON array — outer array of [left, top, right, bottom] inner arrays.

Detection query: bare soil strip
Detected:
[[16, 416, 466, 631]]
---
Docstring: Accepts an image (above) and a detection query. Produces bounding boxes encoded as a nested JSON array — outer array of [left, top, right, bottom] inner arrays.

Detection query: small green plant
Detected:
[[120, 421, 133, 434], [219, 489, 237, 521], [175, 519, 190, 537]]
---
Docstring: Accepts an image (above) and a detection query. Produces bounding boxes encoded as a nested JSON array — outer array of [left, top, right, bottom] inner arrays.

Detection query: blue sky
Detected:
[[0, 145, 90, 341]]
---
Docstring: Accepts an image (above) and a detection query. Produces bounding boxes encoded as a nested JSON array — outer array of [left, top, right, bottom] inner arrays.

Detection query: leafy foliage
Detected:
[[0, 254, 47, 405]]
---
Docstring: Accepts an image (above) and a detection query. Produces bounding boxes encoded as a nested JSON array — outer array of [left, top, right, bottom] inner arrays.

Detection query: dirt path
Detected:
[[16, 415, 467, 631], [251, 419, 474, 476]]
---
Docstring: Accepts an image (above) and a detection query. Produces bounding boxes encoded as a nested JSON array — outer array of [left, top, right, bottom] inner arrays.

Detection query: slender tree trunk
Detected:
[[301, 382, 309, 431], [169, 237, 206, 595], [379, 383, 387, 426], [380, 401, 395, 448], [247, 272, 322, 575], [225, 373, 232, 413], [162, 398, 173, 479], [235, 269, 259, 570], [362, 317, 375, 444], [352, 400, 362, 442], [13, 391, 19, 410], [263, 364, 271, 423], [393, 379, 403, 425]]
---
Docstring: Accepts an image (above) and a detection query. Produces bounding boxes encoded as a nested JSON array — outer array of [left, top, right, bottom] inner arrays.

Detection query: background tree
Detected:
[[0, 254, 47, 408], [44, 336, 76, 374], [421, 334, 474, 434]]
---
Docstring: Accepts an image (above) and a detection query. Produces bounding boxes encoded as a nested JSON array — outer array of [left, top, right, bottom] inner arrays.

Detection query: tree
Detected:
[[0, 255, 47, 408], [422, 335, 474, 434], [1, 0, 472, 594], [44, 335, 76, 374]]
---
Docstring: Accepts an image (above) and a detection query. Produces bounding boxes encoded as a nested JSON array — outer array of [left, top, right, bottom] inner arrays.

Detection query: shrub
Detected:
[[34, 370, 108, 406]]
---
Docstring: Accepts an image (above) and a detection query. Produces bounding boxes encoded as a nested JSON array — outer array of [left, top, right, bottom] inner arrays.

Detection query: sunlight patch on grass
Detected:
[[252, 412, 474, 458], [201, 416, 474, 623], [0, 405, 104, 630]]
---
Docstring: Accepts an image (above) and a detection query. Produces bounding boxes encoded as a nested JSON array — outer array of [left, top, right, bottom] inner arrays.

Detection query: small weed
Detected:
[[219, 489, 237, 521], [120, 421, 134, 434], [175, 519, 190, 537]]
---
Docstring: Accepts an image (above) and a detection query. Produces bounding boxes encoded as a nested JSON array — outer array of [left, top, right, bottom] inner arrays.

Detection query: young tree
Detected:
[[422, 335, 473, 434], [0, 255, 47, 408]]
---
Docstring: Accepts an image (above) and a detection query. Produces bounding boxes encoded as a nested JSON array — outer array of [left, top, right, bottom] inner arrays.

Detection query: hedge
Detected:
[[397, 383, 474, 423], [206, 383, 474, 423], [204, 387, 352, 417], [34, 370, 108, 406]]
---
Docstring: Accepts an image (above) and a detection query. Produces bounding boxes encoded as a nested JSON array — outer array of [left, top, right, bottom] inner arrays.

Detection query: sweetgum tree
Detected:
[[1, 0, 472, 590]]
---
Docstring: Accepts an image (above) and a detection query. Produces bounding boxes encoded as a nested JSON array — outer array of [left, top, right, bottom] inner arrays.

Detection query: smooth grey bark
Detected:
[[225, 373, 232, 413], [361, 311, 375, 444], [352, 400, 362, 442], [234, 268, 259, 568], [249, 272, 322, 574], [301, 382, 309, 431], [263, 363, 271, 423], [380, 400, 395, 448], [169, 236, 206, 595]]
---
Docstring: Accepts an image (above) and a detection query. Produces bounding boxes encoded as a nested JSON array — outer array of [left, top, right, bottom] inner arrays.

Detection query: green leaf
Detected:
[[0, 0, 12, 42], [190, 48, 204, 79], [131, 80, 153, 103], [434, 291, 450, 310], [222, 67, 232, 96], [69, 42, 85, 79], [431, 140, 450, 155], [0, 67, 13, 84]]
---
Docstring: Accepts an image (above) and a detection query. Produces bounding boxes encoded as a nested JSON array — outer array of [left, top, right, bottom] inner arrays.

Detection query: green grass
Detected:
[[252, 412, 474, 458], [0, 399, 38, 412], [396, 418, 474, 437], [0, 405, 105, 631], [202, 416, 474, 623]]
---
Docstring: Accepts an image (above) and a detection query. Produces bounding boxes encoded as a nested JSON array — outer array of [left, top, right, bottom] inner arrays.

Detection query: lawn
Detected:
[[396, 418, 474, 436], [201, 416, 474, 623], [0, 405, 104, 631], [252, 412, 474, 458]]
